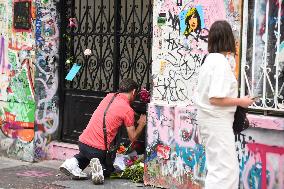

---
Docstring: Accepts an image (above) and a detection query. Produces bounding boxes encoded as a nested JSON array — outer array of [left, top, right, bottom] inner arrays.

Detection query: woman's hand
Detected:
[[239, 96, 254, 108]]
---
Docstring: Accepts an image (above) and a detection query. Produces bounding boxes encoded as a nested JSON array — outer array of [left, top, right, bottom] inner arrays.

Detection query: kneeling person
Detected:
[[59, 78, 147, 184]]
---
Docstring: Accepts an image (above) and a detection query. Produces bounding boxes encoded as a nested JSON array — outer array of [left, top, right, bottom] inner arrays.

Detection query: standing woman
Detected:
[[195, 20, 254, 189]]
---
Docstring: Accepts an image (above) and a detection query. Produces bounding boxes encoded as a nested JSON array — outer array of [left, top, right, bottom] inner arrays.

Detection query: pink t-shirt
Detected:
[[79, 93, 135, 150]]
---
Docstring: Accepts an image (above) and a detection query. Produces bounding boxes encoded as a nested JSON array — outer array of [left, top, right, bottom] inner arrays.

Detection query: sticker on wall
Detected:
[[13, 1, 32, 32], [176, 0, 182, 6], [157, 13, 166, 27], [179, 5, 205, 35], [65, 63, 81, 81]]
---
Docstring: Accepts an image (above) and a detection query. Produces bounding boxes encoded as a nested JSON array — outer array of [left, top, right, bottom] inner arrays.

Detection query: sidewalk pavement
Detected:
[[0, 156, 155, 189]]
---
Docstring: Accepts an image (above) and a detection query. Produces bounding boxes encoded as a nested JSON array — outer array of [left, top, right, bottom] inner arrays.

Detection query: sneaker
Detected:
[[90, 158, 104, 184], [59, 157, 88, 180]]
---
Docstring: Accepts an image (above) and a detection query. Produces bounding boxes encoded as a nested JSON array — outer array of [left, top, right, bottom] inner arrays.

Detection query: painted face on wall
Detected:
[[188, 14, 198, 31], [183, 8, 201, 37]]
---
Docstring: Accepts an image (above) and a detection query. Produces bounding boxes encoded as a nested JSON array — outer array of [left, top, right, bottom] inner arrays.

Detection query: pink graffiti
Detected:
[[159, 0, 181, 15], [245, 143, 284, 189], [248, 114, 284, 130], [16, 170, 53, 178], [193, 0, 226, 28], [8, 38, 33, 51], [147, 104, 174, 144], [147, 105, 198, 148], [174, 106, 197, 148]]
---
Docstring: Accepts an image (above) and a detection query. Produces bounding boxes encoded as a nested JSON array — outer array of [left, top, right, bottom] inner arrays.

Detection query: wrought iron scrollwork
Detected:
[[63, 0, 152, 92], [241, 0, 284, 112]]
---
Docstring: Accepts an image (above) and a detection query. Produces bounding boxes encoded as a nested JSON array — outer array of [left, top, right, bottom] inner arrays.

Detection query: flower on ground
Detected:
[[139, 162, 144, 168], [117, 145, 126, 154], [126, 159, 134, 167]]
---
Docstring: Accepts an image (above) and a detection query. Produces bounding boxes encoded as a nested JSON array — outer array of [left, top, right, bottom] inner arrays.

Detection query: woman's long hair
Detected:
[[208, 20, 236, 53]]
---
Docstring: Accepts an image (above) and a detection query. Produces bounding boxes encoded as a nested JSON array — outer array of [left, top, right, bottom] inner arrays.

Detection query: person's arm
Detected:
[[209, 96, 254, 108], [126, 114, 146, 143]]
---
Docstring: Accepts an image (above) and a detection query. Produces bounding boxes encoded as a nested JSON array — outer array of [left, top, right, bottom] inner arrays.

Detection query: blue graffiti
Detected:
[[35, 5, 44, 46], [175, 144, 206, 173], [247, 162, 271, 189], [145, 150, 158, 163]]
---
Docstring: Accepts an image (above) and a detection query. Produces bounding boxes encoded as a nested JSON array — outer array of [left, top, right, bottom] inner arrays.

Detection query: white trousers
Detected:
[[197, 113, 239, 189]]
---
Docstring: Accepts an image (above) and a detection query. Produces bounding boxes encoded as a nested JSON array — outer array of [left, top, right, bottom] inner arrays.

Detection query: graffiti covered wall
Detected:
[[33, 0, 60, 161], [236, 129, 284, 189], [145, 104, 205, 188], [145, 104, 284, 189], [0, 0, 60, 161], [151, 0, 242, 105], [145, 0, 284, 189], [0, 0, 36, 161]]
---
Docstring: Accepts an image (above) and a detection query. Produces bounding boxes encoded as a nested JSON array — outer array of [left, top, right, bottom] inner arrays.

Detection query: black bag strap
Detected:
[[103, 93, 118, 152], [201, 54, 207, 65]]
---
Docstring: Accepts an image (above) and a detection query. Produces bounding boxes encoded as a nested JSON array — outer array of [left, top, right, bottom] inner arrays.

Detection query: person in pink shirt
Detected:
[[59, 78, 147, 184]]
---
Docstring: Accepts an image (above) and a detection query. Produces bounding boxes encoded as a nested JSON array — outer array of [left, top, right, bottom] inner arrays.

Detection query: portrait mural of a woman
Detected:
[[179, 6, 208, 54], [183, 8, 201, 37]]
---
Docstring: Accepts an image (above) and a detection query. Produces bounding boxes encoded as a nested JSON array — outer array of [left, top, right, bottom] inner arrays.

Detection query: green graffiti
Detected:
[[8, 50, 18, 70], [8, 69, 34, 104], [0, 3, 5, 17], [5, 101, 35, 122]]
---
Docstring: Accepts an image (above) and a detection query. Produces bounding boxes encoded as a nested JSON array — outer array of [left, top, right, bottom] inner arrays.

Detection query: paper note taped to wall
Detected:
[[65, 63, 81, 81]]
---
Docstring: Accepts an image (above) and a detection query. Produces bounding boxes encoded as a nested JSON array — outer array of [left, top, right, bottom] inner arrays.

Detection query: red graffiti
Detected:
[[21, 58, 35, 97], [247, 143, 284, 189], [0, 111, 34, 142], [157, 144, 171, 160]]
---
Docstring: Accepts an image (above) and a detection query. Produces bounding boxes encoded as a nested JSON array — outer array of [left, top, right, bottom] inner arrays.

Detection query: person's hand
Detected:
[[137, 114, 147, 127], [239, 96, 254, 108]]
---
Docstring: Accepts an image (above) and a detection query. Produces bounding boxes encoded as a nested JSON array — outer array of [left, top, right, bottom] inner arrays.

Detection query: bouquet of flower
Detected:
[[139, 88, 150, 103], [111, 144, 144, 183], [120, 158, 144, 183]]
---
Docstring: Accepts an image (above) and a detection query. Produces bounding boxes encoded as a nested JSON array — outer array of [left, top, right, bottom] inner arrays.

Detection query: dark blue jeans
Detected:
[[74, 142, 115, 177]]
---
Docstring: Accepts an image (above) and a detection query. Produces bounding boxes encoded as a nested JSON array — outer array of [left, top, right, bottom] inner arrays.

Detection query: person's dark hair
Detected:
[[208, 20, 236, 53], [119, 78, 139, 93]]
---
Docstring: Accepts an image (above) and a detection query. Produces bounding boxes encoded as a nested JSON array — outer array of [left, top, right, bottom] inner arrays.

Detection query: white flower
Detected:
[[66, 59, 71, 64], [139, 162, 144, 168], [84, 49, 92, 56]]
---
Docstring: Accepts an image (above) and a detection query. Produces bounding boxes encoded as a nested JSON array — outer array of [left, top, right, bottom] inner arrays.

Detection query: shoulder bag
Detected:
[[233, 106, 250, 134]]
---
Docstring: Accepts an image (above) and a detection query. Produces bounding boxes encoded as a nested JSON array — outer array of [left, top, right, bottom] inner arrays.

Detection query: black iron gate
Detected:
[[58, 0, 152, 143]]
